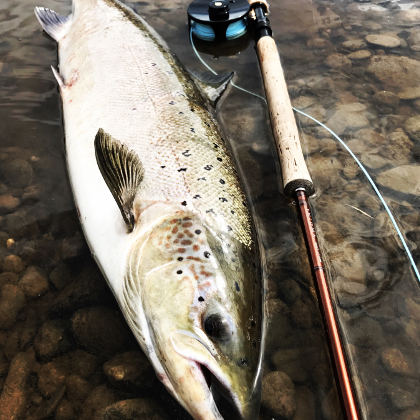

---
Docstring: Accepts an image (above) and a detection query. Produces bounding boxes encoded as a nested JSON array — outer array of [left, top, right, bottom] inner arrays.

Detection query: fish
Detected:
[[34, 1, 263, 418]]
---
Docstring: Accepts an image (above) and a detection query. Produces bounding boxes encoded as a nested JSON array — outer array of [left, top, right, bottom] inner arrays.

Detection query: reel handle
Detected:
[[256, 35, 314, 197]]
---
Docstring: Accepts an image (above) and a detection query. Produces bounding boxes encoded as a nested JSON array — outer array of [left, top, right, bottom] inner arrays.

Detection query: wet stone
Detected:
[[71, 306, 133, 357], [2, 254, 24, 273], [18, 265, 49, 298], [373, 90, 400, 108], [365, 33, 401, 48], [0, 284, 26, 329], [321, 387, 342, 420], [385, 383, 417, 410], [0, 194, 20, 213], [0, 158, 33, 188], [34, 319, 71, 360], [293, 386, 316, 420], [348, 49, 372, 60], [66, 374, 92, 402], [262, 371, 296, 419], [271, 348, 314, 384], [408, 29, 420, 51], [325, 53, 352, 71], [278, 279, 301, 304], [401, 409, 420, 420], [0, 351, 33, 420], [49, 263, 72, 290], [69, 349, 98, 379], [80, 384, 119, 420], [290, 299, 313, 329], [404, 115, 420, 142], [103, 351, 153, 390], [55, 398, 74, 420], [341, 39, 366, 51], [37, 356, 69, 397], [381, 347, 412, 376], [377, 165, 420, 195], [0, 271, 18, 287], [95, 398, 165, 420], [61, 232, 87, 260]]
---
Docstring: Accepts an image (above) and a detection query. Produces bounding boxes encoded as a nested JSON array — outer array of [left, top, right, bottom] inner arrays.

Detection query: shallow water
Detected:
[[0, 0, 419, 419]]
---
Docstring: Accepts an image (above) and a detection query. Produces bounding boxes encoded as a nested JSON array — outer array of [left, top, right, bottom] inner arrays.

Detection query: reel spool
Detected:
[[187, 0, 250, 42]]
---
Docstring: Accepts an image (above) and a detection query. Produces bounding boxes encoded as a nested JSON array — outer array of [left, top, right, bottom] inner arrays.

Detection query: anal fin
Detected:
[[94, 129, 144, 232], [34, 7, 71, 42]]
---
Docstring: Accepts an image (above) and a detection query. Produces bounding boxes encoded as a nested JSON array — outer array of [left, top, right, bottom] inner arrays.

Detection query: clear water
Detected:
[[0, 0, 419, 419]]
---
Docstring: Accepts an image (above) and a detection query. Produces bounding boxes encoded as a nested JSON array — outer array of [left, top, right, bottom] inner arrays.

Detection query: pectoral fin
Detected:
[[94, 129, 144, 232], [191, 71, 234, 107]]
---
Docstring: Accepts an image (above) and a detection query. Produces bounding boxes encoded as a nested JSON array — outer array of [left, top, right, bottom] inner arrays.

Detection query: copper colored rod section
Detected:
[[296, 190, 359, 420]]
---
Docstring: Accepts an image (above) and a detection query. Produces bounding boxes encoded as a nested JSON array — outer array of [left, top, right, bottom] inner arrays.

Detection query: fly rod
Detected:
[[187, 1, 359, 418]]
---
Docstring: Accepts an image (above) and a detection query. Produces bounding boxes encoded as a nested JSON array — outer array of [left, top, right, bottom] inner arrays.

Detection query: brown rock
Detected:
[[95, 399, 165, 420], [401, 409, 420, 420], [0, 159, 33, 188], [262, 371, 296, 418], [34, 319, 71, 360], [321, 387, 342, 420], [381, 348, 412, 375], [55, 398, 74, 420], [0, 195, 20, 213], [373, 90, 400, 108], [19, 265, 49, 298], [103, 351, 153, 390], [0, 351, 33, 420], [365, 34, 401, 48], [69, 349, 98, 379], [80, 385, 119, 420], [293, 386, 316, 420], [341, 39, 366, 51], [66, 374, 92, 402], [348, 50, 371, 60], [0, 284, 26, 329], [325, 53, 351, 71], [377, 165, 420, 195], [404, 115, 420, 142], [49, 263, 72, 290], [2, 254, 24, 273], [37, 356, 69, 397], [71, 306, 132, 357]]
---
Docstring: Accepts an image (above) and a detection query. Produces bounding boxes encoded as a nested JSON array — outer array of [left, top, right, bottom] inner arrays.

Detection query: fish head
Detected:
[[131, 212, 262, 419]]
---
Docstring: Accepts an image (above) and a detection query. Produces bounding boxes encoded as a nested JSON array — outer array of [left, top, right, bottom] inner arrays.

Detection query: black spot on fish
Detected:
[[195, 229, 201, 235], [178, 168, 187, 172], [213, 143, 219, 149], [151, 63, 156, 66], [205, 209, 215, 214], [169, 100, 175, 105], [219, 197, 227, 203], [217, 157, 222, 162], [161, 165, 166, 169], [190, 107, 195, 112], [132, 107, 136, 111], [190, 128, 195, 133], [205, 122, 210, 127], [250, 320, 256, 327], [242, 200, 247, 206], [198, 296, 204, 302], [219, 179, 225, 185], [181, 201, 187, 206], [235, 282, 240, 292], [204, 165, 213, 171], [197, 177, 206, 181], [179, 111, 184, 115], [204, 251, 211, 258], [177, 257, 183, 261], [182, 150, 191, 157], [238, 358, 248, 367], [193, 194, 201, 199], [227, 225, 232, 231], [177, 270, 183, 274], [231, 210, 235, 214]]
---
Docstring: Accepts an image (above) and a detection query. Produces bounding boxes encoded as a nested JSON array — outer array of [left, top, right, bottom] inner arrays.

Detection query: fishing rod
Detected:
[[187, 1, 360, 419]]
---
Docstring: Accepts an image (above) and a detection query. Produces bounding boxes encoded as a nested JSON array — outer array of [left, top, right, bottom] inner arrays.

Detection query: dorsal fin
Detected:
[[94, 129, 144, 232], [34, 7, 71, 41]]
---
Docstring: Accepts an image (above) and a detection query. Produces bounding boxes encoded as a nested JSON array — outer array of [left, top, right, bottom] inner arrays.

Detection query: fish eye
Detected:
[[203, 314, 232, 342]]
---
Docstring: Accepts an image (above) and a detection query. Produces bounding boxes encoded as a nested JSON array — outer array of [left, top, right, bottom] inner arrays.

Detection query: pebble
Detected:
[[95, 399, 165, 420], [69, 349, 98, 379], [325, 53, 352, 71], [326, 102, 369, 135], [401, 409, 420, 420], [0, 351, 33, 420], [330, 244, 367, 285], [0, 194, 20, 213], [262, 371, 296, 418], [408, 29, 420, 51], [398, 86, 420, 100], [34, 319, 71, 360], [49, 263, 72, 290], [365, 34, 401, 48], [18, 265, 49, 298], [65, 374, 92, 402], [103, 351, 153, 390], [2, 254, 24, 273], [61, 232, 87, 260], [37, 356, 69, 397], [381, 348, 412, 375], [386, 383, 417, 410], [0, 284, 26, 329], [293, 386, 316, 420], [290, 299, 313, 329], [377, 164, 420, 195], [80, 385, 119, 420], [55, 398, 74, 420], [321, 387, 342, 420], [271, 348, 315, 384], [348, 50, 372, 60], [71, 306, 133, 357], [342, 39, 366, 51], [373, 90, 400, 108], [404, 115, 420, 142], [0, 159, 33, 188]]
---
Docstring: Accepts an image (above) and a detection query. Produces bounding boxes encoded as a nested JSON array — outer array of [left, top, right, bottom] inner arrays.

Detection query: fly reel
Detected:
[[187, 0, 251, 42]]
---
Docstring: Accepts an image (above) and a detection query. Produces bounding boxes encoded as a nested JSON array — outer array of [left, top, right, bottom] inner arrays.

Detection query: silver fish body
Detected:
[[35, 1, 263, 418]]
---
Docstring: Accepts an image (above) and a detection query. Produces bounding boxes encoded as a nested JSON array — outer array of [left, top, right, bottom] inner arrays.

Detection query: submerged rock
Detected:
[[95, 399, 165, 420], [365, 34, 401, 48], [262, 371, 296, 419], [18, 265, 49, 298], [0, 284, 26, 329], [0, 159, 33, 189], [0, 194, 20, 213], [377, 165, 420, 195], [381, 347, 412, 376], [34, 319, 71, 360], [404, 115, 420, 141]]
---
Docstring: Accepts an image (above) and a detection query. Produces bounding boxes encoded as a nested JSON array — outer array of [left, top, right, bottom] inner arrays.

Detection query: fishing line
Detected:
[[190, 34, 420, 283]]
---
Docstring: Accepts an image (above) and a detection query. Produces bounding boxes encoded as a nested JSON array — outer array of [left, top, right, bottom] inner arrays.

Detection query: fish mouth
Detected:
[[170, 330, 254, 419]]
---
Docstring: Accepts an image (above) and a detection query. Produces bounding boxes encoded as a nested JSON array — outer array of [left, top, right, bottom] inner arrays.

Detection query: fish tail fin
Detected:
[[34, 7, 71, 42]]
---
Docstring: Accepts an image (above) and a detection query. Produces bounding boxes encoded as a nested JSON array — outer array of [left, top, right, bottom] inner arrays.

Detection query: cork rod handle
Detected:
[[256, 36, 314, 197]]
